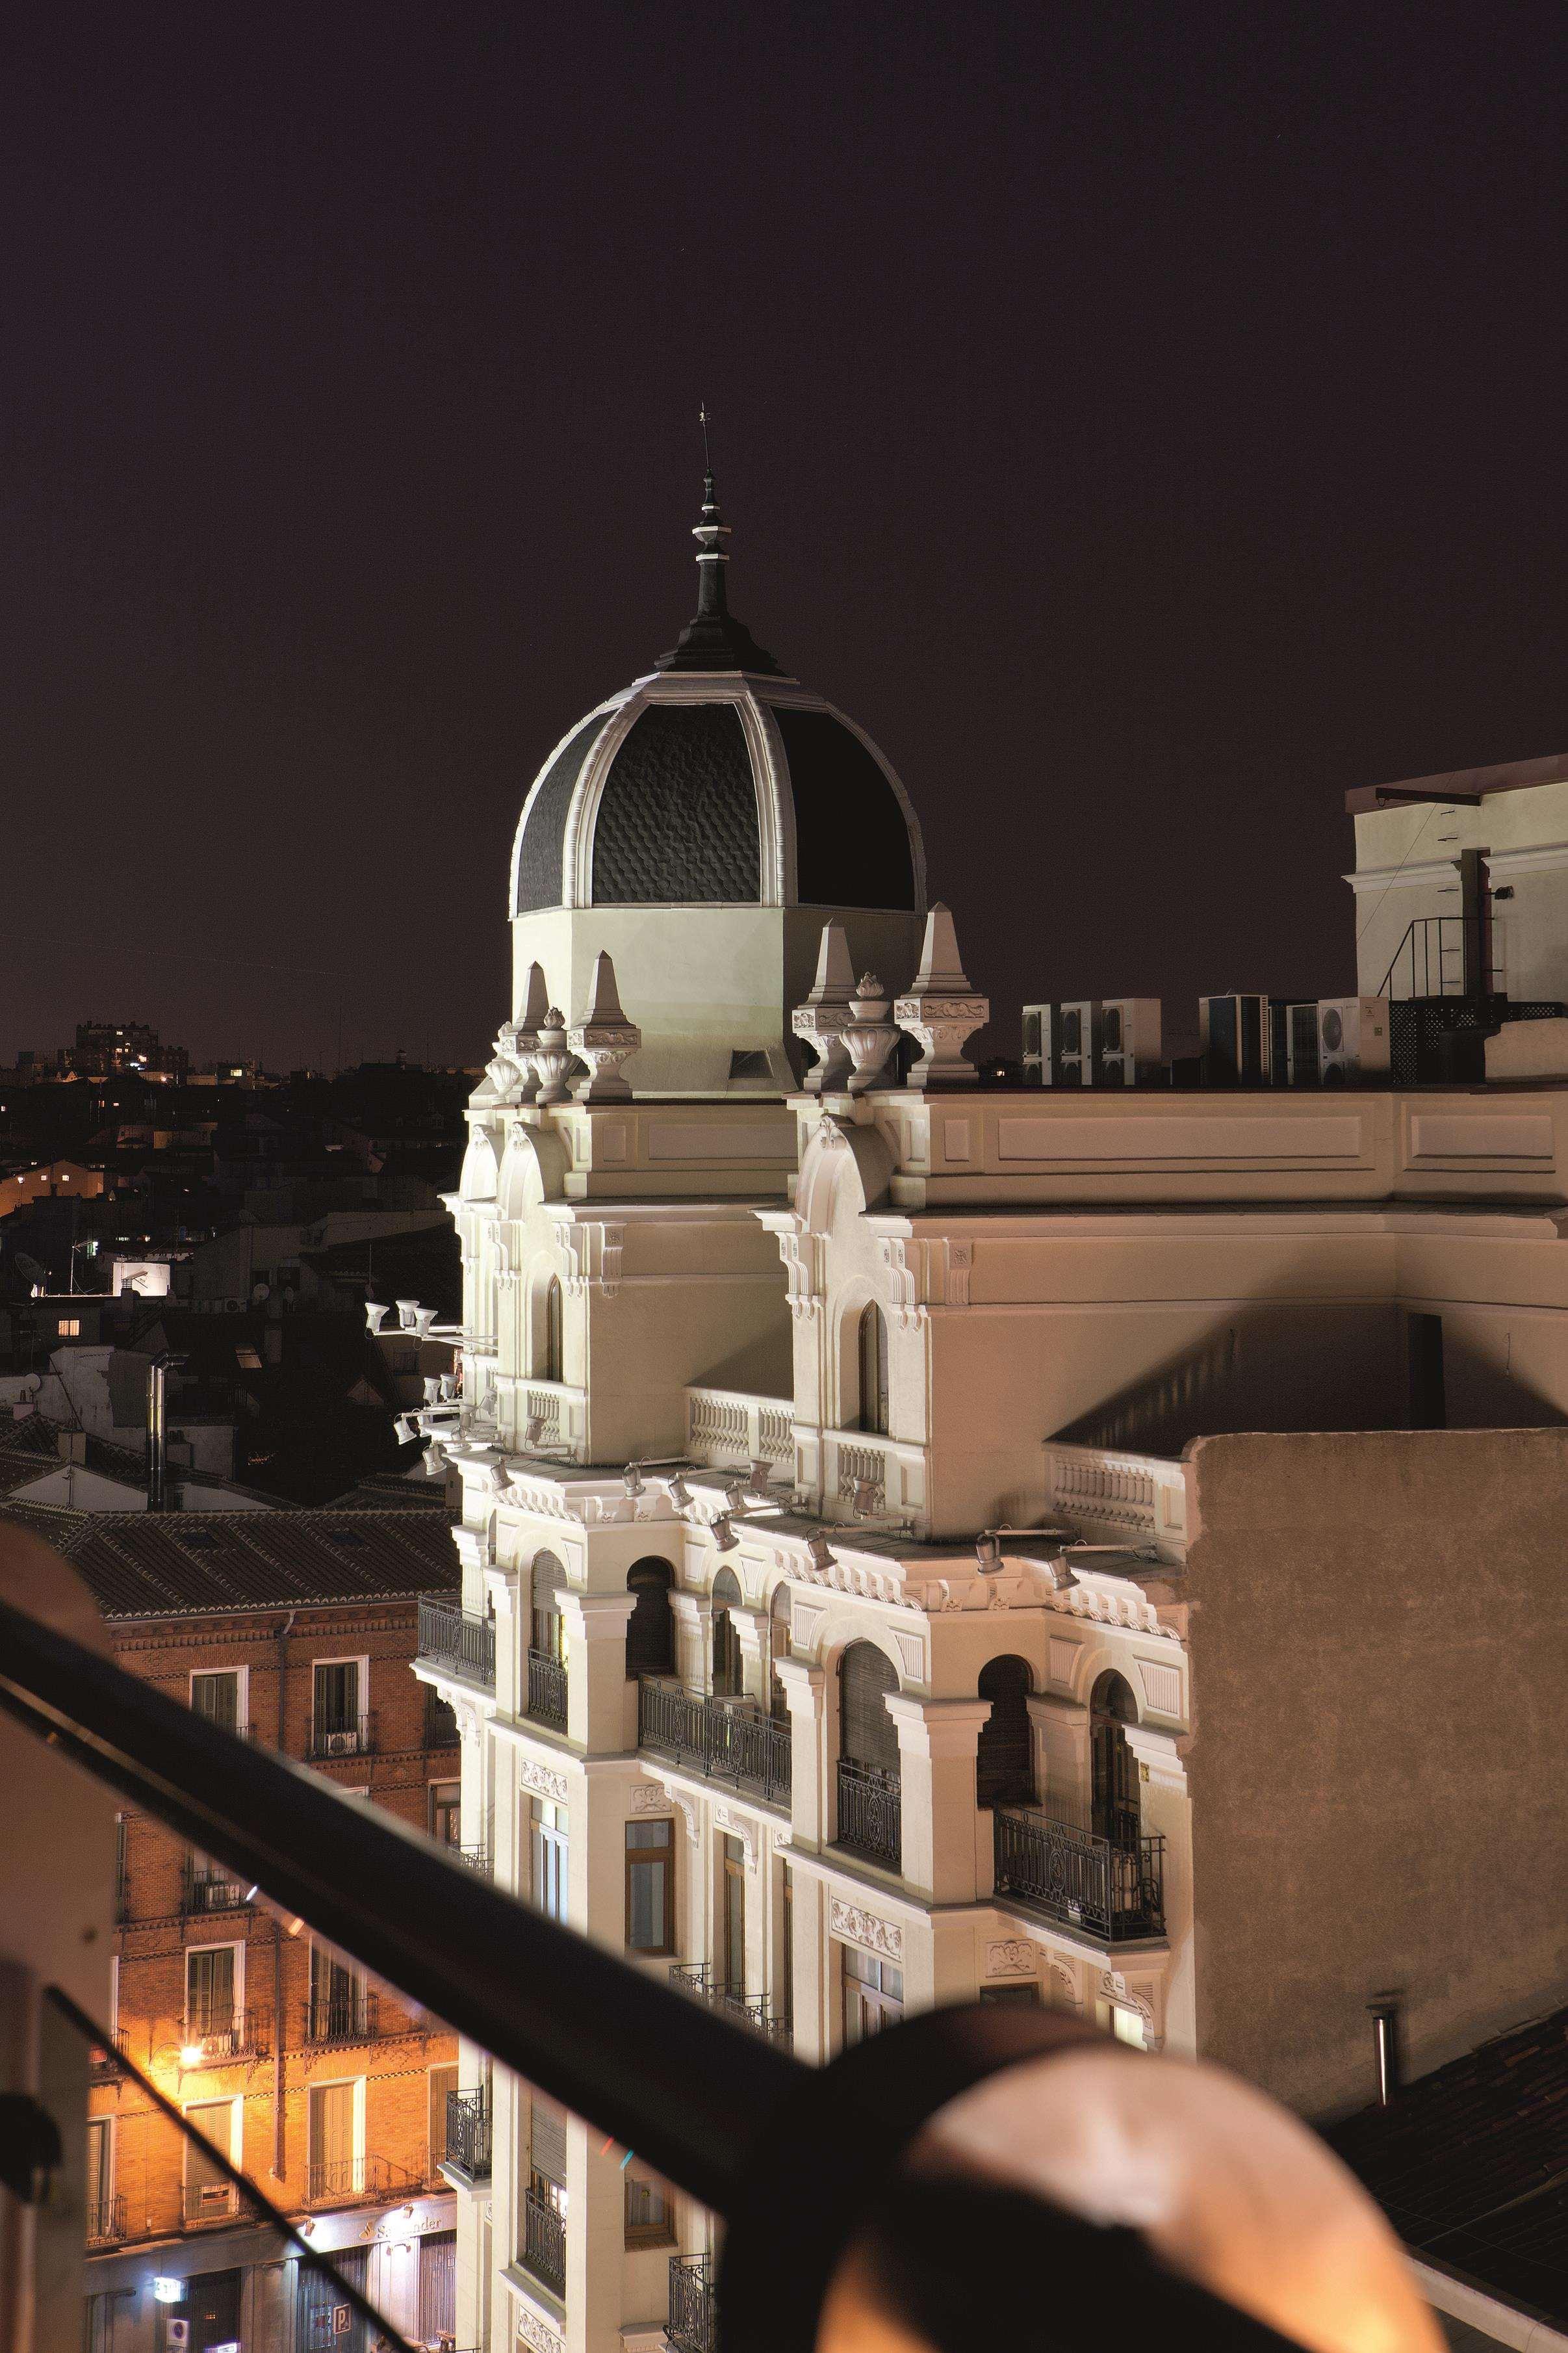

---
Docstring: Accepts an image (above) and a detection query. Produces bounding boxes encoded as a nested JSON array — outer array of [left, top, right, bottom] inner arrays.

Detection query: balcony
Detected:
[[526, 1647, 568, 1733], [667, 2253, 717, 2353], [836, 1760, 901, 1871], [88, 2027, 129, 2079], [521, 2181, 566, 2299], [86, 2194, 125, 2246], [684, 1386, 794, 1477], [1042, 1440, 1188, 1559], [183, 1861, 252, 1916], [303, 1986, 377, 2046], [454, 1842, 492, 1878], [638, 1680, 791, 1806], [670, 1963, 791, 2048], [180, 2010, 264, 2063], [993, 1807, 1166, 1942], [444, 2085, 491, 2181], [307, 1713, 376, 1762], [418, 1593, 497, 1691], [306, 2153, 418, 2207]]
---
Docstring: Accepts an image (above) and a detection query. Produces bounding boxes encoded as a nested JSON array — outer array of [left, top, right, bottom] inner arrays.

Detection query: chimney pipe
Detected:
[[1369, 1995, 1401, 2107], [146, 1353, 172, 1513]]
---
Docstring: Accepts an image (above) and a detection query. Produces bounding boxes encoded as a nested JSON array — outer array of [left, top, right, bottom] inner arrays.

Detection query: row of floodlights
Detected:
[[1022, 994, 1391, 1086]]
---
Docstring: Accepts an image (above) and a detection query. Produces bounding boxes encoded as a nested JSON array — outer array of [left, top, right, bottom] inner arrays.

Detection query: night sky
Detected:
[[5, 5, 1566, 1071]]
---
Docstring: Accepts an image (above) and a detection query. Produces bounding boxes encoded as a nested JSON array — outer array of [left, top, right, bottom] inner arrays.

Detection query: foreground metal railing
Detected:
[[0, 1585, 1325, 2353]]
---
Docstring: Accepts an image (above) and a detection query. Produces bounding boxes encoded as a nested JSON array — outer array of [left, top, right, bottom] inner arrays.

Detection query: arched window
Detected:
[[838, 1641, 900, 1776], [711, 1568, 743, 1698], [531, 1551, 568, 1665], [976, 1655, 1034, 1808], [768, 1582, 792, 1723], [625, 1559, 675, 1681], [1090, 1670, 1140, 1848], [542, 1277, 564, 1382], [857, 1303, 890, 1436]]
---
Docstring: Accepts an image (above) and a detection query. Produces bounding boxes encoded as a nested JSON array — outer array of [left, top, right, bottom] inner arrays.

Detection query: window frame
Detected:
[[623, 2162, 677, 2250], [307, 2074, 367, 2198], [184, 1938, 244, 2035], [427, 2060, 459, 2174], [531, 1797, 569, 1923], [183, 2094, 242, 2216], [624, 1815, 676, 1956], [310, 1654, 370, 1752], [188, 1665, 248, 1735]]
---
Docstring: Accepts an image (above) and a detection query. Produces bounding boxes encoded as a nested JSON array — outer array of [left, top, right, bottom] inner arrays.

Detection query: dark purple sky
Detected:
[[4, 5, 1566, 1069]]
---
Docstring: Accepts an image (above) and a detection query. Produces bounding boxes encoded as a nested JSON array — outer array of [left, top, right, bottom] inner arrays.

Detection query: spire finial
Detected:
[[654, 407, 784, 676]]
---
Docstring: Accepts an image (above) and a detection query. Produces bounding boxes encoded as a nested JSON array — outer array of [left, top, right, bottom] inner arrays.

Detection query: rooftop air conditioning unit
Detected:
[[1318, 997, 1391, 1084], [1053, 1001, 1097, 1086], [324, 1729, 359, 1757], [1200, 994, 1272, 1085], [1097, 998, 1162, 1086], [1285, 1002, 1321, 1086], [1021, 1005, 1048, 1086]]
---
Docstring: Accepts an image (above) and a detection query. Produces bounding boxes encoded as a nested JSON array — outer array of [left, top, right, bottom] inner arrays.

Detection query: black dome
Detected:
[[593, 705, 760, 904]]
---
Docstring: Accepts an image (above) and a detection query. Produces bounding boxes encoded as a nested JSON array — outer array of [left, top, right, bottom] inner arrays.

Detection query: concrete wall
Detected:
[[1184, 1427, 1568, 2120]]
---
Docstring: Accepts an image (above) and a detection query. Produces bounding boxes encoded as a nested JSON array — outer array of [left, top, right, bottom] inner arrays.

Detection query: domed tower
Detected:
[[509, 469, 927, 1094]]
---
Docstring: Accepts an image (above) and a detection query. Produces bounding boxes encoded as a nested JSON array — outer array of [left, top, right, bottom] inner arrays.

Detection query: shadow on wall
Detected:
[[1055, 1305, 1567, 1457]]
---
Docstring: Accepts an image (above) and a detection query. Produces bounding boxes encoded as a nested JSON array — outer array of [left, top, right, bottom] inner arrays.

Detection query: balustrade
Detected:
[[418, 1594, 497, 1689], [836, 1759, 901, 1869]]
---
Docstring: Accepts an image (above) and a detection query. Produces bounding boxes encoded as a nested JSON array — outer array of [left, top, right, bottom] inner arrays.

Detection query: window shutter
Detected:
[[625, 1562, 675, 1678], [531, 2098, 567, 2187], [840, 1643, 899, 1773]]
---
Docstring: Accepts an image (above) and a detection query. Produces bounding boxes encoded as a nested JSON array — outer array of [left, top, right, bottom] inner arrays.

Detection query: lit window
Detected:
[[532, 1798, 569, 1923], [57, 1318, 81, 1338], [624, 2165, 676, 2247]]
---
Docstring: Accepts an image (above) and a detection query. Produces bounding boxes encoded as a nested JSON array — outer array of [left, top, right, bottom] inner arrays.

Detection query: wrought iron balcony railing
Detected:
[[418, 1593, 496, 1690], [638, 1679, 791, 1805], [181, 2008, 263, 2062], [454, 1841, 492, 1877], [307, 1712, 376, 1761], [85, 2193, 124, 2245], [667, 2252, 717, 2353], [89, 2026, 129, 2077], [521, 2181, 566, 2298], [670, 1962, 792, 2047], [992, 1806, 1166, 1942], [183, 1860, 252, 1916], [306, 2153, 417, 2205], [836, 1758, 901, 1869], [526, 1646, 568, 1732], [303, 1986, 377, 2045], [444, 2085, 491, 2180]]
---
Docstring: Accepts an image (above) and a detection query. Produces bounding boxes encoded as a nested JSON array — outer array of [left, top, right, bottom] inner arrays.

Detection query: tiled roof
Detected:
[[0, 1502, 459, 1617], [1329, 2006, 1568, 2326]]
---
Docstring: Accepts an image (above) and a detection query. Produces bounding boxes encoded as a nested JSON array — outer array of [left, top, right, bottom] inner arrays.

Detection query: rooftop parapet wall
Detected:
[[812, 1084, 1568, 1210], [1182, 1425, 1568, 2123]]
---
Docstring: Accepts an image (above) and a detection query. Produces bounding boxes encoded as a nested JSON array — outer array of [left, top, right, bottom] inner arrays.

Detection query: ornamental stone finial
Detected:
[[791, 920, 858, 1094], [843, 972, 900, 1095], [893, 902, 988, 1089], [513, 962, 550, 1104], [532, 1008, 574, 1106], [569, 952, 642, 1101]]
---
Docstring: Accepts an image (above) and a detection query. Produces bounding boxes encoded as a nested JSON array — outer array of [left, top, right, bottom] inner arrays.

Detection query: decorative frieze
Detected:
[[829, 1898, 903, 1962], [985, 1938, 1038, 1979], [518, 1757, 569, 1804], [516, 2306, 566, 2353], [629, 1782, 673, 1816]]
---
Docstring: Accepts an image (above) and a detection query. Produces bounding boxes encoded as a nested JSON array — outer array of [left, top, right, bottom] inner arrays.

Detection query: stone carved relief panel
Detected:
[[829, 1898, 903, 1962], [984, 1939, 1038, 1979], [518, 1757, 569, 1804]]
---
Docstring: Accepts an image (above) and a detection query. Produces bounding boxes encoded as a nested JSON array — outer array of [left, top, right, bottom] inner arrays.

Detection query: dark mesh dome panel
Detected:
[[591, 704, 760, 904], [773, 708, 915, 909], [515, 716, 607, 913]]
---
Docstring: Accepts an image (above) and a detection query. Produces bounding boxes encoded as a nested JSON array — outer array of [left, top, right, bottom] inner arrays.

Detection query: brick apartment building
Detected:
[[0, 1496, 467, 2353]]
